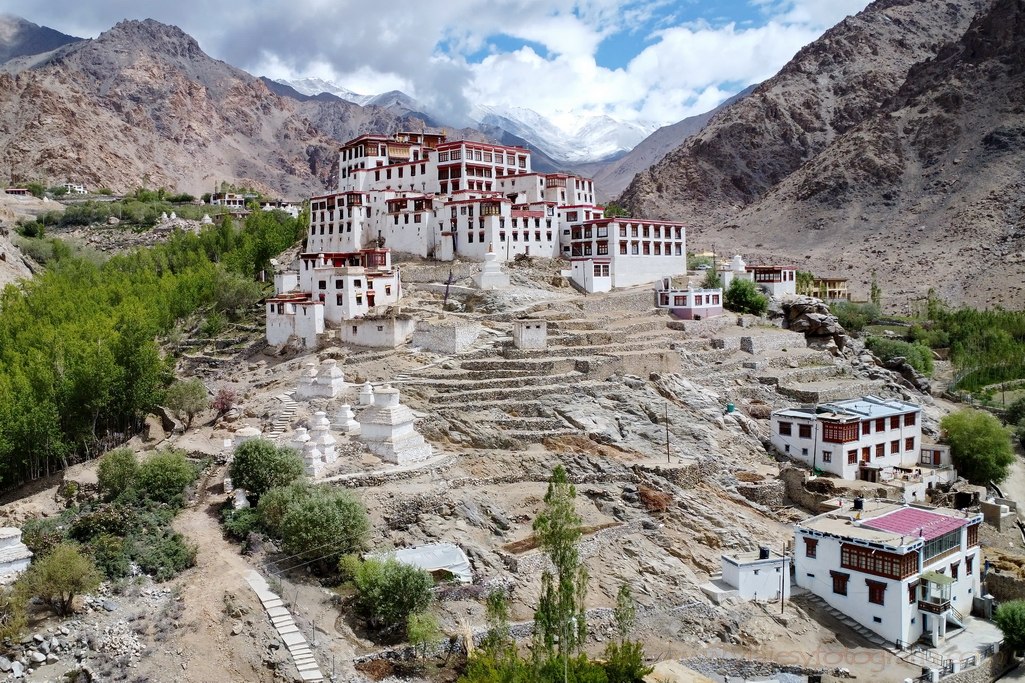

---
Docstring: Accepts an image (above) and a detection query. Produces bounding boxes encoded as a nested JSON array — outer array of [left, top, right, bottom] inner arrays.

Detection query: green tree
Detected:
[[602, 202, 628, 218], [830, 301, 880, 335], [353, 558, 434, 635], [164, 378, 208, 428], [16, 543, 102, 617], [870, 270, 882, 308], [796, 271, 815, 296], [865, 336, 934, 376], [229, 439, 304, 498], [533, 465, 588, 662], [96, 447, 139, 500], [278, 486, 369, 571], [724, 278, 768, 316], [612, 584, 635, 643], [940, 409, 1016, 484], [701, 269, 722, 290], [136, 449, 198, 507], [995, 600, 1025, 654], [25, 182, 45, 199], [602, 584, 651, 683], [407, 611, 442, 668]]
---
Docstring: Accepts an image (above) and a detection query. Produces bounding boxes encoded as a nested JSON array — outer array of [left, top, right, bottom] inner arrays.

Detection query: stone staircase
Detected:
[[800, 592, 900, 653], [267, 392, 298, 440], [246, 571, 324, 683]]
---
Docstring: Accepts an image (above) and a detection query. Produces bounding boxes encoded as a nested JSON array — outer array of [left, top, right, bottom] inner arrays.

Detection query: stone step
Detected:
[[419, 371, 584, 393], [425, 380, 597, 405]]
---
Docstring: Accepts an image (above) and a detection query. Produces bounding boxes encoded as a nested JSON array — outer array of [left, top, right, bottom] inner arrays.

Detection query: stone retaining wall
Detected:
[[984, 571, 1025, 602], [735, 479, 786, 508], [634, 459, 715, 489], [399, 262, 479, 283], [499, 520, 648, 574], [939, 648, 1013, 683], [412, 320, 482, 354], [741, 332, 806, 354], [711, 336, 743, 350]]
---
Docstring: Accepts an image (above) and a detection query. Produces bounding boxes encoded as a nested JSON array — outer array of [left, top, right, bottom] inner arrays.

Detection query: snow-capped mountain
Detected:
[[276, 77, 658, 165]]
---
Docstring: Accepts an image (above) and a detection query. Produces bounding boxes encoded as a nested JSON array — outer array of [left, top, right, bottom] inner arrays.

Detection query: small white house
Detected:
[[719, 255, 796, 298], [702, 548, 791, 604], [512, 319, 547, 350], [341, 315, 416, 348], [794, 499, 982, 648], [62, 182, 87, 195]]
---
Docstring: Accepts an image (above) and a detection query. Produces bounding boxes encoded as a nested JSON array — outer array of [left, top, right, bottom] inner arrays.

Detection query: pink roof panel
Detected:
[[862, 508, 966, 541]]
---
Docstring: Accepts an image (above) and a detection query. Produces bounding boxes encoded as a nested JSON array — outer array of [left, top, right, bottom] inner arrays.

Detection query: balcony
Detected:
[[918, 598, 951, 615]]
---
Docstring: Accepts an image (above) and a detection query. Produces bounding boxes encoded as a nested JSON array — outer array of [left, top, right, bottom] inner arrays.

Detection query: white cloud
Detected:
[[3, 0, 872, 125]]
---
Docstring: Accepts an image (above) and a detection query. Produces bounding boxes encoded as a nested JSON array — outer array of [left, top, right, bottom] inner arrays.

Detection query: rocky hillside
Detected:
[[0, 19, 426, 197], [619, 0, 1018, 307], [582, 85, 756, 202]]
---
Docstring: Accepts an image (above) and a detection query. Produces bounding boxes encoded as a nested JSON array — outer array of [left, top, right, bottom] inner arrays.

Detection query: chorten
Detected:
[[472, 242, 510, 290], [358, 384, 433, 465]]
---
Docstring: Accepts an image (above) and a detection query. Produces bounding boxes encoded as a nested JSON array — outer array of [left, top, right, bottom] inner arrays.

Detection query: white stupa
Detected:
[[334, 403, 360, 435], [472, 242, 510, 290], [290, 426, 311, 453], [309, 411, 337, 465], [313, 359, 345, 398], [358, 384, 433, 465], [201, 213, 213, 225], [296, 361, 318, 400], [302, 441, 324, 477], [359, 381, 375, 406]]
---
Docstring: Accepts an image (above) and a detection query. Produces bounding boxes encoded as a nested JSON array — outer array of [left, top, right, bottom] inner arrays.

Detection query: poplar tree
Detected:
[[532, 465, 588, 663]]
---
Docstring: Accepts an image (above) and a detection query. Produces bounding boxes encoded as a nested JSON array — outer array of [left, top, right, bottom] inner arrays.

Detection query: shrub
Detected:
[[256, 480, 316, 538], [88, 534, 132, 579], [1006, 397, 1025, 427], [212, 388, 237, 417], [136, 449, 198, 507], [353, 558, 434, 634], [132, 530, 197, 582], [1015, 420, 1025, 450], [164, 378, 208, 428], [995, 600, 1025, 654], [16, 543, 102, 617], [15, 220, 44, 239], [724, 279, 768, 316], [602, 640, 653, 683], [829, 301, 879, 334], [20, 517, 69, 558], [97, 448, 139, 500], [941, 409, 1016, 484], [222, 507, 261, 540], [0, 586, 26, 641], [229, 439, 304, 498], [69, 504, 136, 542], [865, 336, 934, 376], [278, 487, 369, 571], [407, 611, 441, 665]]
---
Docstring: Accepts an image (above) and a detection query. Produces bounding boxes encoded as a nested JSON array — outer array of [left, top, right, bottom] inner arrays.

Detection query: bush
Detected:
[[278, 487, 369, 571], [20, 517, 69, 558], [353, 558, 434, 634], [602, 640, 653, 683], [1006, 397, 1025, 427], [212, 388, 236, 417], [1015, 420, 1025, 450], [724, 279, 768, 315], [15, 220, 44, 239], [908, 323, 950, 349], [88, 534, 132, 579], [865, 336, 934, 376], [69, 504, 136, 542], [0, 586, 26, 641], [16, 543, 102, 617], [256, 480, 316, 538], [941, 409, 1016, 484], [995, 600, 1025, 653], [131, 530, 197, 582], [222, 507, 261, 540], [97, 448, 139, 500], [164, 378, 207, 428], [830, 301, 880, 334], [229, 439, 304, 498], [136, 449, 198, 507]]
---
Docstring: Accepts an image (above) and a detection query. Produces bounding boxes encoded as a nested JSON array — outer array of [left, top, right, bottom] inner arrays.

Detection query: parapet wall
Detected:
[[740, 332, 807, 354], [412, 320, 482, 354]]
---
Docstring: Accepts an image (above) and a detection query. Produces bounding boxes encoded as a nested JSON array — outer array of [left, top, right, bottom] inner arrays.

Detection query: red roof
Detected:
[[863, 508, 966, 541]]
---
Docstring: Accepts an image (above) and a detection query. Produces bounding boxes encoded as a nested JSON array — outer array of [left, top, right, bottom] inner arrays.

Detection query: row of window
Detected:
[[779, 414, 916, 439], [463, 231, 552, 244], [438, 149, 527, 166], [617, 224, 685, 239], [819, 440, 918, 464], [592, 264, 610, 277], [659, 294, 722, 307], [618, 242, 684, 256]]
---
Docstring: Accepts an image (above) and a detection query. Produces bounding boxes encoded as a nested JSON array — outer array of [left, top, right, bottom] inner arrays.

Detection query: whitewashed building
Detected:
[[655, 277, 723, 320], [719, 255, 796, 298], [770, 396, 925, 480], [702, 547, 791, 604], [794, 499, 982, 648]]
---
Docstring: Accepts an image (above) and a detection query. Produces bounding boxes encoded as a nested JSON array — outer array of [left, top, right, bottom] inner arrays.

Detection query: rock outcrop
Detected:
[[775, 296, 851, 353]]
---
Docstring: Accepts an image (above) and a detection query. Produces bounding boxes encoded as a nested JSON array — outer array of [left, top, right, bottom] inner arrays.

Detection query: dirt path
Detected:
[[159, 467, 278, 683]]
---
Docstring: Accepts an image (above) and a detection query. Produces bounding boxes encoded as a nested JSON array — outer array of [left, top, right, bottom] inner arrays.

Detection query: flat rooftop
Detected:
[[822, 395, 920, 419], [797, 499, 977, 548]]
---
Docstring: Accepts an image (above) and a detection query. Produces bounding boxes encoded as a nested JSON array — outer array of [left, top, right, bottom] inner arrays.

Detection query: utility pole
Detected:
[[780, 541, 786, 616]]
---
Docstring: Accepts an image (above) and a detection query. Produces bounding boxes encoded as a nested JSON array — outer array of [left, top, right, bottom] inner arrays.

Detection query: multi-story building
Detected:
[[267, 130, 690, 345], [794, 498, 982, 648], [770, 396, 924, 479]]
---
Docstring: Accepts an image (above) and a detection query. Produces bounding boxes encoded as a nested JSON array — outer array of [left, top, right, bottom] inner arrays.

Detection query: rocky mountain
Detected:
[[0, 14, 81, 63], [0, 19, 444, 197], [277, 76, 656, 166], [581, 85, 757, 201], [619, 0, 1017, 308]]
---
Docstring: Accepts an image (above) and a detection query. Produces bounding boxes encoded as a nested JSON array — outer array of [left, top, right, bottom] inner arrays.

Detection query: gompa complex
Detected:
[[265, 130, 691, 349]]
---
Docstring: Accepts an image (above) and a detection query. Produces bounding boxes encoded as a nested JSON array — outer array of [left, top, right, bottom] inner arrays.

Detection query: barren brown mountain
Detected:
[[619, 0, 1021, 308], [0, 19, 424, 197]]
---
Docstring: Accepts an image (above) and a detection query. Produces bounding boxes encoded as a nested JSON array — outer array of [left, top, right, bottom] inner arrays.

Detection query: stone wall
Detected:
[[779, 466, 835, 512], [634, 459, 715, 489], [735, 479, 786, 508], [984, 571, 1025, 602], [711, 336, 743, 350], [399, 262, 479, 283], [740, 332, 807, 354], [577, 289, 656, 313], [499, 520, 648, 574], [411, 320, 482, 354], [667, 314, 740, 336]]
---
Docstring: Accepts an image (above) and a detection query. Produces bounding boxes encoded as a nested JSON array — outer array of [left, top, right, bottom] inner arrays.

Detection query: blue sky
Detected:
[[3, 0, 872, 127]]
